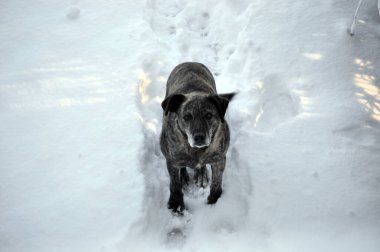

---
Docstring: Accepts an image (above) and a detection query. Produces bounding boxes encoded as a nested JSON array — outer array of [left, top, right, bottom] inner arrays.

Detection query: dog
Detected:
[[160, 62, 235, 212]]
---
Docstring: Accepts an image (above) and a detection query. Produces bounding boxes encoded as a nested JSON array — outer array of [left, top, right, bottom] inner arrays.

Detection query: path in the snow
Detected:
[[128, 55, 254, 249]]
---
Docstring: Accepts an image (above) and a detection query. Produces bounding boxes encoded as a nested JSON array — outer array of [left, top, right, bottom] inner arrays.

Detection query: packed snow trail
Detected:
[[125, 56, 253, 250], [0, 0, 379, 252]]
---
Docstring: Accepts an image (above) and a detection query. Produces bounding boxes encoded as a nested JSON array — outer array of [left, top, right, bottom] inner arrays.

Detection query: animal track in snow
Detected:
[[145, 0, 185, 40], [253, 74, 299, 131], [144, 1, 218, 64]]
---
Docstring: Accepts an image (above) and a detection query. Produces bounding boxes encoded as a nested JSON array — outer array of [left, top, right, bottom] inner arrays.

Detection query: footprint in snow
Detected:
[[253, 74, 299, 131], [165, 228, 186, 248], [145, 0, 185, 39]]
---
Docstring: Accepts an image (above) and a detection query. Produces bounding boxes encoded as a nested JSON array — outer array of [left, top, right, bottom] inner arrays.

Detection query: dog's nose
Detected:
[[193, 133, 206, 144]]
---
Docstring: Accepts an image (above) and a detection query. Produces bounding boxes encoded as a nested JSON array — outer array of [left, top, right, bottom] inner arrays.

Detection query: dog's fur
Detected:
[[160, 62, 235, 212]]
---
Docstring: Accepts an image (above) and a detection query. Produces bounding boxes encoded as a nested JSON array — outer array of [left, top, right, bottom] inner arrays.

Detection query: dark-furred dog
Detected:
[[160, 62, 235, 212]]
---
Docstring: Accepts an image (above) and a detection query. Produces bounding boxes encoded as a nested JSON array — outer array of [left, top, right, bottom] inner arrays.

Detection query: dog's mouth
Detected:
[[193, 143, 209, 148]]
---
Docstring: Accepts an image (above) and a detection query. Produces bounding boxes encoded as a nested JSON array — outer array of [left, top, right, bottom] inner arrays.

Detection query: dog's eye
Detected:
[[205, 113, 213, 120], [183, 114, 192, 121]]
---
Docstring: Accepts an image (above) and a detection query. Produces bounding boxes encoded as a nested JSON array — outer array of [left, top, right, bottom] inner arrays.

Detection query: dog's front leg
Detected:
[[166, 161, 185, 212], [208, 157, 226, 204]]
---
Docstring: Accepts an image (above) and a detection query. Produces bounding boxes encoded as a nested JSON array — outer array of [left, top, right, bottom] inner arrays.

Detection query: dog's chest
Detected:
[[178, 145, 223, 168]]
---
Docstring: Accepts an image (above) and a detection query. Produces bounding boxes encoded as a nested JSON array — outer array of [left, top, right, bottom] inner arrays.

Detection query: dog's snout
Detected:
[[192, 132, 209, 148], [194, 133, 206, 143]]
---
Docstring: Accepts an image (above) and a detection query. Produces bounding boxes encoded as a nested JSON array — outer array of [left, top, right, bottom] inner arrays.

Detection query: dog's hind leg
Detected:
[[194, 165, 209, 188], [166, 161, 185, 212], [208, 158, 226, 204]]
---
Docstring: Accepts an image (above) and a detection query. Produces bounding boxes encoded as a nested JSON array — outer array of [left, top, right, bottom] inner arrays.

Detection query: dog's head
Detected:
[[161, 93, 235, 148]]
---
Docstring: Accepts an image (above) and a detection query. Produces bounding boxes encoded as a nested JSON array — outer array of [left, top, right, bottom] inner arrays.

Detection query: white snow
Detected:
[[1, 0, 380, 252]]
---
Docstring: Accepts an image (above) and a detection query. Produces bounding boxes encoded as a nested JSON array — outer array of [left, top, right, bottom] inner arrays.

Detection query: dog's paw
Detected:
[[168, 196, 185, 213], [194, 166, 209, 188], [207, 189, 222, 204]]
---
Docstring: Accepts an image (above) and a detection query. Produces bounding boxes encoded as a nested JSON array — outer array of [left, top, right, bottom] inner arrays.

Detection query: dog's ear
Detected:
[[161, 94, 186, 116], [219, 93, 236, 102], [207, 93, 236, 122]]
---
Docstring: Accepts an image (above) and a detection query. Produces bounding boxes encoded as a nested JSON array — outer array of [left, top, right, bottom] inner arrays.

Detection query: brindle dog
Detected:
[[160, 62, 235, 212]]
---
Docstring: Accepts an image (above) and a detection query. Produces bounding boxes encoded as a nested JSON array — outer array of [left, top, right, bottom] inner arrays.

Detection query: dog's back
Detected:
[[165, 62, 217, 97]]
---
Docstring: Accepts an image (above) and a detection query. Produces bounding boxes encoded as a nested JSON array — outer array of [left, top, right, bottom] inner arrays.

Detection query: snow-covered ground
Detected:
[[1, 0, 380, 251]]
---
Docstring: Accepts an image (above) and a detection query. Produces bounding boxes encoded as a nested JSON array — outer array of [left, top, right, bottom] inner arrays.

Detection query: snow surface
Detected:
[[1, 0, 380, 252]]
